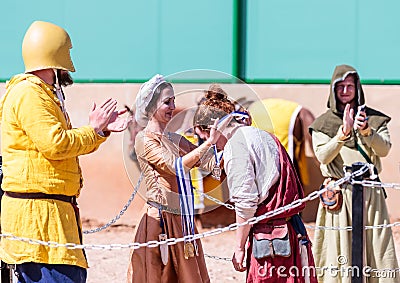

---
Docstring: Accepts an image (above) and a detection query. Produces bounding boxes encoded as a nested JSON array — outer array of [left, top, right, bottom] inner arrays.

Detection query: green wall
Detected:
[[246, 0, 400, 83], [1, 0, 400, 83], [0, 0, 234, 82]]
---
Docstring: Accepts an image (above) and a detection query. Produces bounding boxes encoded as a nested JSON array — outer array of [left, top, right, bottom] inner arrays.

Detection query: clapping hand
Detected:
[[89, 98, 117, 133], [105, 108, 133, 132], [353, 105, 368, 131], [342, 104, 354, 136]]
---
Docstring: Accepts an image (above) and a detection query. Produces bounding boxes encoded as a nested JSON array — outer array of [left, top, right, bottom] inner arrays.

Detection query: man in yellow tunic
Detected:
[[0, 21, 129, 282]]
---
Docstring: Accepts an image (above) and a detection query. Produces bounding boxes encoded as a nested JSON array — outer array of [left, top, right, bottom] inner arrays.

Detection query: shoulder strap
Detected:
[[356, 142, 372, 164], [355, 141, 386, 198]]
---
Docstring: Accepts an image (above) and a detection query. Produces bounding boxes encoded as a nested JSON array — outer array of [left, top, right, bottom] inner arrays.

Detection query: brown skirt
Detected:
[[127, 204, 210, 283]]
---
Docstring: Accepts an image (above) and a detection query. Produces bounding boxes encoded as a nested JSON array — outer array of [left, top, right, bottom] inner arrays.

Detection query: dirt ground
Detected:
[[83, 219, 246, 283], [83, 218, 400, 283]]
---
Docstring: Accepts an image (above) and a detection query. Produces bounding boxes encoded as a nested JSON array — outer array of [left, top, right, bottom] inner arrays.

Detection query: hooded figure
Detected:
[[309, 64, 398, 282], [310, 64, 391, 178]]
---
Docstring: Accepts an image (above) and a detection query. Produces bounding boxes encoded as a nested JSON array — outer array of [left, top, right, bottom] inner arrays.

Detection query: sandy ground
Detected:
[[83, 219, 246, 283], [83, 219, 400, 283]]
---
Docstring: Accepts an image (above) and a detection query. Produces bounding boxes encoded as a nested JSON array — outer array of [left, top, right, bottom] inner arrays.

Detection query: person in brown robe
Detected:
[[127, 75, 228, 283]]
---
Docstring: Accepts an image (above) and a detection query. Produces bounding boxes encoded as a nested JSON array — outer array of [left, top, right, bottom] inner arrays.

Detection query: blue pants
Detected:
[[15, 262, 87, 283]]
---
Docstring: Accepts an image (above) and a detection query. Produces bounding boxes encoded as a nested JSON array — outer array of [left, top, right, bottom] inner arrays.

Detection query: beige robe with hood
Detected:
[[309, 64, 398, 283]]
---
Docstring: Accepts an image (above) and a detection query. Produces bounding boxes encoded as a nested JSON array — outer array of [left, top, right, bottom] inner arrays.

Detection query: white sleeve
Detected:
[[224, 137, 259, 220]]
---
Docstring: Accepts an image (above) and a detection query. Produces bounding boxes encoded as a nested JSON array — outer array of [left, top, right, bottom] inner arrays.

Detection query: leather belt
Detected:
[[4, 191, 85, 258], [4, 191, 77, 204], [147, 201, 179, 214], [256, 217, 291, 225]]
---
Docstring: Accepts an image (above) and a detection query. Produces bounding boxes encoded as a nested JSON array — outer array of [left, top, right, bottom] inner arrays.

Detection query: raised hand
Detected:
[[207, 114, 233, 145], [105, 108, 133, 132], [342, 104, 354, 136], [89, 98, 117, 133], [353, 105, 368, 131]]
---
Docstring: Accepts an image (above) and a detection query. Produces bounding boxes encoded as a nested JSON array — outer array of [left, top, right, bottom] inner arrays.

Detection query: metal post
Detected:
[[351, 162, 367, 283]]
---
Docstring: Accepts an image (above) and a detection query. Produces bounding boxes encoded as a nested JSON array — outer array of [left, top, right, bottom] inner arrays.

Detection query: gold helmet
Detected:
[[22, 21, 75, 73]]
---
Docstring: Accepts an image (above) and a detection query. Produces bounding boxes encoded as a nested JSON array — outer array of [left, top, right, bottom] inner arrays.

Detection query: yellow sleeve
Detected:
[[14, 84, 107, 160]]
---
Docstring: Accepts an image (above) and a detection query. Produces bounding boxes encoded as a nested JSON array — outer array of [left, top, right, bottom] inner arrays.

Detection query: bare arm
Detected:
[[232, 214, 251, 272]]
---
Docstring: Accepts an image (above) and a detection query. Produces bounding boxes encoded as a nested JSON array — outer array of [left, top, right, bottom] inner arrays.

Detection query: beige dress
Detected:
[[312, 128, 399, 283], [127, 131, 214, 283]]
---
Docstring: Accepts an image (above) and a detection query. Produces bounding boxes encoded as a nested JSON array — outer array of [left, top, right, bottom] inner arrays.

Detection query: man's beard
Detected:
[[58, 70, 74, 87]]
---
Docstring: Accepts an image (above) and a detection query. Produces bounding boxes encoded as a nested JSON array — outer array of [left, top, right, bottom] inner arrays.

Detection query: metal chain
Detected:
[[204, 254, 231, 262], [0, 164, 387, 252], [305, 171, 400, 231], [3, 161, 399, 269], [365, 221, 400, 230], [195, 164, 372, 211], [196, 189, 235, 210], [352, 179, 400, 189], [81, 164, 391, 234], [0, 167, 354, 250], [83, 173, 143, 234], [306, 221, 400, 231], [305, 224, 352, 231]]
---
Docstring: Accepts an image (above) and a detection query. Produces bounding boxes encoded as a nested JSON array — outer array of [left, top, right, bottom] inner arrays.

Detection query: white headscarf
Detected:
[[135, 74, 166, 127]]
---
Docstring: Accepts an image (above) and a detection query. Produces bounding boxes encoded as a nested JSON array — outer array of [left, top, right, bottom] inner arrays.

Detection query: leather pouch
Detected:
[[252, 221, 291, 259], [319, 179, 343, 211]]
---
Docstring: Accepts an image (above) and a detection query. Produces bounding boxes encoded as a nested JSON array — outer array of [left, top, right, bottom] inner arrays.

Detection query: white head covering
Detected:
[[135, 74, 167, 127]]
